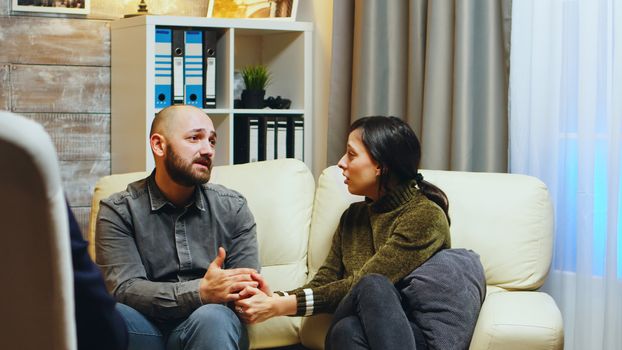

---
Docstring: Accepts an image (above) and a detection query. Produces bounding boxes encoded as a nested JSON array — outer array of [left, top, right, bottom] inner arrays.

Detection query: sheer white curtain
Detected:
[[510, 0, 622, 349]]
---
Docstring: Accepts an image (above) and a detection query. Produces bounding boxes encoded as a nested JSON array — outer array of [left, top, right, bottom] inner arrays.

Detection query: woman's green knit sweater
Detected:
[[277, 180, 451, 316]]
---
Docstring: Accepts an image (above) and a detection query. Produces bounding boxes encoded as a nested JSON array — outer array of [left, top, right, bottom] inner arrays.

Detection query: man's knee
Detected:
[[115, 302, 137, 317], [115, 303, 162, 336], [177, 304, 248, 350], [187, 304, 239, 328], [115, 303, 165, 350]]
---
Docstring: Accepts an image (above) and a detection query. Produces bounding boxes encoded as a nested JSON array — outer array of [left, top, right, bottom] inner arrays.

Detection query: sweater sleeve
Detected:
[[279, 203, 450, 316], [274, 212, 346, 316]]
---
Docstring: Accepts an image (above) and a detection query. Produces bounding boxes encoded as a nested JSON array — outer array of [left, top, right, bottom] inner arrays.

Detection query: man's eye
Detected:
[[210, 139, 217, 146]]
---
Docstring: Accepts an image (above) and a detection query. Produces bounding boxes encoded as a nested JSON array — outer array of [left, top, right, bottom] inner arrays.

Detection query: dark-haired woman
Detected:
[[235, 116, 483, 349]]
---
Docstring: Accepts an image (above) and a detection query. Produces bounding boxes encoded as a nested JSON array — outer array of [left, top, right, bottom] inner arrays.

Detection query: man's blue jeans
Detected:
[[116, 303, 249, 350]]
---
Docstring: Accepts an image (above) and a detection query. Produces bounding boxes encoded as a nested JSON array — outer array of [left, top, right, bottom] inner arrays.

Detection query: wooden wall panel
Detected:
[[0, 65, 9, 110], [23, 113, 110, 161], [0, 0, 8, 15], [0, 17, 110, 66], [61, 159, 110, 207], [10, 64, 110, 113]]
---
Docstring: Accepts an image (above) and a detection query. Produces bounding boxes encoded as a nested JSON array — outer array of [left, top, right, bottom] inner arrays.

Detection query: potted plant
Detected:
[[241, 64, 271, 108]]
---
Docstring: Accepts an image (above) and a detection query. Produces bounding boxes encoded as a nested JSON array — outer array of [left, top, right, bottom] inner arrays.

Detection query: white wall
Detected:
[[298, 0, 333, 179]]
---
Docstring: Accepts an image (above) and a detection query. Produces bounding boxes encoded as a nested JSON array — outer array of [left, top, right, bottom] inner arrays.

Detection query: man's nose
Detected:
[[200, 141, 215, 157]]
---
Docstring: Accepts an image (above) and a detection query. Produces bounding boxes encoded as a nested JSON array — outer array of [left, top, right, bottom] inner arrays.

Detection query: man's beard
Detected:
[[164, 145, 212, 187]]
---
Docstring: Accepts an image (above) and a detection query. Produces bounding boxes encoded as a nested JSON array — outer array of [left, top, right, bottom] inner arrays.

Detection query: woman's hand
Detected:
[[234, 286, 278, 324], [251, 272, 272, 296]]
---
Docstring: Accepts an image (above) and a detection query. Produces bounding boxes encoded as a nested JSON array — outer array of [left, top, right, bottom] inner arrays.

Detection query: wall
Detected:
[[0, 0, 332, 235], [298, 0, 333, 179]]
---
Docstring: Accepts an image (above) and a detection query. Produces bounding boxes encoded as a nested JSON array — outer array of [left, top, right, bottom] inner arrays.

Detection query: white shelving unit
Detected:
[[111, 15, 313, 173]]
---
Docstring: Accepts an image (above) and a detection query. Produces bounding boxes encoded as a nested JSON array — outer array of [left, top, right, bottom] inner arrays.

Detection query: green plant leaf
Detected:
[[241, 64, 272, 90]]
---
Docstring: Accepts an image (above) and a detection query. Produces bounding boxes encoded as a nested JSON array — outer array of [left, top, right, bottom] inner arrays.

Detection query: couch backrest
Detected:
[[309, 166, 554, 290], [208, 159, 315, 292]]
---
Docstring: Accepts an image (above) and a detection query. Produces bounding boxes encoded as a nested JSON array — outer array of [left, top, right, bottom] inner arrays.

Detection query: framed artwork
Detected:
[[12, 0, 90, 15], [207, 0, 298, 21]]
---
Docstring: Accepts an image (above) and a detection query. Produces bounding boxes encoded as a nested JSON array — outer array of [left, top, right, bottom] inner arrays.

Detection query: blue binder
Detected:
[[154, 28, 172, 108], [184, 30, 203, 107]]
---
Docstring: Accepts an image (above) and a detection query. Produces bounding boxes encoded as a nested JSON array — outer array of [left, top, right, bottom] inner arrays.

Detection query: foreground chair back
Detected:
[[0, 112, 76, 350]]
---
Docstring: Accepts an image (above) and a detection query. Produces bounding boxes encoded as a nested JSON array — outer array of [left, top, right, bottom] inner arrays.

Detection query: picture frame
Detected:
[[207, 0, 298, 21], [12, 0, 90, 15]]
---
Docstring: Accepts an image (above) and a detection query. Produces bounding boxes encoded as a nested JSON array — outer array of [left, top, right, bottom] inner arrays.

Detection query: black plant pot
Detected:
[[241, 89, 266, 109]]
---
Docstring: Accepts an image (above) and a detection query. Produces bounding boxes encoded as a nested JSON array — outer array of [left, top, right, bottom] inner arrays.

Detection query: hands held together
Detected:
[[199, 247, 259, 304], [235, 272, 280, 324], [200, 247, 292, 324]]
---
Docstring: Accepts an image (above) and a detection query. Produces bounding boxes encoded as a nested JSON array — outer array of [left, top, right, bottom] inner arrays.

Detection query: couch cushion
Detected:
[[469, 291, 564, 349], [307, 166, 363, 278], [309, 166, 554, 290], [419, 169, 554, 290]]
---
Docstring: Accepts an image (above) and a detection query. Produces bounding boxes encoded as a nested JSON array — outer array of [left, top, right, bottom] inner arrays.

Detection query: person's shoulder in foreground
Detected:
[[68, 202, 128, 350]]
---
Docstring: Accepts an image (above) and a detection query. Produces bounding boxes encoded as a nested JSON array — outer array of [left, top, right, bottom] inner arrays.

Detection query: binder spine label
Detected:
[[155, 28, 172, 108], [184, 30, 203, 107], [205, 57, 216, 106], [173, 57, 184, 103], [172, 29, 184, 104]]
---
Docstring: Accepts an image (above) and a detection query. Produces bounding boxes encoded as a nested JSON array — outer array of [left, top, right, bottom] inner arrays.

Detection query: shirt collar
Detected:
[[146, 170, 206, 212]]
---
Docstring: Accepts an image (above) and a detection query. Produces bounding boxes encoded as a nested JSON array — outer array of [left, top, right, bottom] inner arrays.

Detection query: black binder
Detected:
[[203, 30, 218, 108], [233, 115, 304, 164], [233, 115, 251, 164]]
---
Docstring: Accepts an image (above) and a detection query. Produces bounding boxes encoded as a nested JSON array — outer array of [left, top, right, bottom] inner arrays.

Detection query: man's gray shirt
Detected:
[[95, 172, 259, 323]]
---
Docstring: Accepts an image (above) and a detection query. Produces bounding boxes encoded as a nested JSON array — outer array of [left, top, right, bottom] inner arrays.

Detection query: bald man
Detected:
[[96, 105, 260, 350]]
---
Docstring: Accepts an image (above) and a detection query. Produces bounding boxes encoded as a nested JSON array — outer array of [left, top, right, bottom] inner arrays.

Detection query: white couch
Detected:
[[88, 158, 564, 349]]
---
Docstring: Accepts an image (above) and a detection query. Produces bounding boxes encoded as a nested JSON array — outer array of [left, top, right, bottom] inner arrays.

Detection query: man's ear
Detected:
[[150, 133, 166, 157]]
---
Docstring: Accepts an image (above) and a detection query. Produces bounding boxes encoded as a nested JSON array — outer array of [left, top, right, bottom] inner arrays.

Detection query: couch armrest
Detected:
[[470, 291, 563, 350]]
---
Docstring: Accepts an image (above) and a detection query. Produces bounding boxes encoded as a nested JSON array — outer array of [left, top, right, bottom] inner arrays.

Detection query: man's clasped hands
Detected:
[[199, 247, 278, 324]]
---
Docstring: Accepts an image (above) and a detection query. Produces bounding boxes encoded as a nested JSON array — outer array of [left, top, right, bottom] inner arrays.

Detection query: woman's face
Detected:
[[337, 129, 381, 200]]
